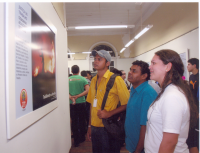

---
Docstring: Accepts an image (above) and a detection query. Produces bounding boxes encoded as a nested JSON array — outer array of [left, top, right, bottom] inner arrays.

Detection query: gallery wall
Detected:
[[0, 2, 71, 153], [129, 3, 198, 58], [68, 28, 199, 81]]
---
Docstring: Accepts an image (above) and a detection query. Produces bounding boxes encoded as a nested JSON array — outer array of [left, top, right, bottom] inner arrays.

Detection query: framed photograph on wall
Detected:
[[5, 2, 58, 139]]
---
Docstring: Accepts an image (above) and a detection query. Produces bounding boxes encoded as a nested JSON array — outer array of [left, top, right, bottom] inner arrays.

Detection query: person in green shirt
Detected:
[[69, 65, 89, 147]]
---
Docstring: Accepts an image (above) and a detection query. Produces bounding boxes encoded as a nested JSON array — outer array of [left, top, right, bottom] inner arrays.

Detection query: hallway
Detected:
[[69, 138, 129, 153]]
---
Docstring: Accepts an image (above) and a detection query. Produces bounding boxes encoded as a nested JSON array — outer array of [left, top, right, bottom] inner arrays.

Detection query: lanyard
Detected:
[[95, 75, 98, 99]]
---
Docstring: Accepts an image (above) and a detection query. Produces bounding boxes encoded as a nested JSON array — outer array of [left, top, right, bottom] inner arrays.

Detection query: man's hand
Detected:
[[69, 95, 76, 105], [73, 95, 79, 100], [97, 110, 111, 119], [87, 127, 92, 141]]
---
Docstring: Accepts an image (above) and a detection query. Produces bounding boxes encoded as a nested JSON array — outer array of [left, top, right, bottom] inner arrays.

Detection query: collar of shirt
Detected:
[[131, 81, 148, 95], [95, 69, 112, 80], [102, 69, 111, 79]]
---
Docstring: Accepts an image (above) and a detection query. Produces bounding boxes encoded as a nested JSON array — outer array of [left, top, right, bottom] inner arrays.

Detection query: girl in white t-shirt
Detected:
[[144, 49, 198, 153]]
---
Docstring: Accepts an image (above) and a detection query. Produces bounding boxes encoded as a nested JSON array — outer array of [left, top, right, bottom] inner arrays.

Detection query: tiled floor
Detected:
[[69, 138, 129, 153]]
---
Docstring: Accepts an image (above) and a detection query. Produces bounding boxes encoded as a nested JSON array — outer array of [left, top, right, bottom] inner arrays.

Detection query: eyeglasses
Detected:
[[122, 73, 126, 75]]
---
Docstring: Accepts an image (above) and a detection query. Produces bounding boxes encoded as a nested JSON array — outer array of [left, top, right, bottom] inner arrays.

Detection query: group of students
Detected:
[[69, 49, 199, 153]]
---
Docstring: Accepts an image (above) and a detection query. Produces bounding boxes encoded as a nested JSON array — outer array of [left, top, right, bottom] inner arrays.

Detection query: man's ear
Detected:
[[141, 73, 148, 81], [106, 61, 110, 67]]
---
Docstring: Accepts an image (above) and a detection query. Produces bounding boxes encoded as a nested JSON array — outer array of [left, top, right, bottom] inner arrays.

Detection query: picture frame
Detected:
[[5, 2, 58, 139]]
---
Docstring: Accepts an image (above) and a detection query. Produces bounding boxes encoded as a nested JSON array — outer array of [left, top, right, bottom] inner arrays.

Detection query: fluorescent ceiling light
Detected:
[[125, 39, 135, 48], [75, 25, 128, 29], [134, 25, 153, 39], [120, 48, 126, 53], [82, 52, 91, 54], [67, 53, 75, 54]]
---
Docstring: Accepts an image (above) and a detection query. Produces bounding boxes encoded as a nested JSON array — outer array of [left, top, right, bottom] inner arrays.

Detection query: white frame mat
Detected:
[[5, 2, 58, 139]]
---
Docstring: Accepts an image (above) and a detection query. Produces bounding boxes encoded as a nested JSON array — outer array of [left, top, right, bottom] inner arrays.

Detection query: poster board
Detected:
[[5, 2, 58, 139], [179, 50, 189, 81]]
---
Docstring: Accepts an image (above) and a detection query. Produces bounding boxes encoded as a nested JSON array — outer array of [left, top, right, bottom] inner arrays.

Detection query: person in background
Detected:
[[148, 80, 161, 94], [81, 70, 91, 135], [111, 68, 123, 76], [187, 58, 199, 103], [86, 71, 93, 81], [186, 58, 199, 153], [81, 70, 91, 85], [144, 49, 198, 153], [69, 65, 89, 147], [121, 70, 130, 90], [125, 60, 157, 153], [86, 50, 130, 153]]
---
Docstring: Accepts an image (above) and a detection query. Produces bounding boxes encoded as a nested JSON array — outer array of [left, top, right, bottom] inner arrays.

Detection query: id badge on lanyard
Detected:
[[93, 98, 97, 107], [93, 77, 98, 108]]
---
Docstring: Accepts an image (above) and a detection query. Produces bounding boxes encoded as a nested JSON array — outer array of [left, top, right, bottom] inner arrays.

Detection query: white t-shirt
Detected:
[[144, 84, 190, 153]]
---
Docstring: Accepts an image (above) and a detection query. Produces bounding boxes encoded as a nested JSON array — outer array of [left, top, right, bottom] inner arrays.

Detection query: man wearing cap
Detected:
[[86, 50, 130, 153]]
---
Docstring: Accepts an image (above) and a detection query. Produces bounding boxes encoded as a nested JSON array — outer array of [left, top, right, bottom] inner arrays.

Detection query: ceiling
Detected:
[[52, 2, 198, 59], [63, 2, 161, 36]]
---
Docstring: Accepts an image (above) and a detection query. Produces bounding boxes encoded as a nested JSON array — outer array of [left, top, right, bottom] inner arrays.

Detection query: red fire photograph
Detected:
[[31, 9, 57, 111]]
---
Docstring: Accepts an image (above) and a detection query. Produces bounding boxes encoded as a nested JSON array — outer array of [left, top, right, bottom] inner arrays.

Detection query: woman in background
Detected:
[[144, 49, 198, 153]]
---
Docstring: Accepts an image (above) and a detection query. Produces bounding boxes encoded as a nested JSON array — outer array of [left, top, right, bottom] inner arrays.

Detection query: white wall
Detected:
[[68, 59, 90, 74], [117, 28, 199, 80], [0, 3, 71, 153]]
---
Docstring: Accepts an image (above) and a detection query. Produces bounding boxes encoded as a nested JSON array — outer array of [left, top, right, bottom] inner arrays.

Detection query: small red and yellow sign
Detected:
[[20, 89, 27, 109]]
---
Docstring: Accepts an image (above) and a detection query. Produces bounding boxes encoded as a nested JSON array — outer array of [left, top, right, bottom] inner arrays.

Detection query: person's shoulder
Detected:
[[115, 75, 123, 81], [80, 76, 89, 82], [190, 74, 194, 77], [164, 84, 185, 98], [69, 75, 75, 80], [143, 82, 158, 95]]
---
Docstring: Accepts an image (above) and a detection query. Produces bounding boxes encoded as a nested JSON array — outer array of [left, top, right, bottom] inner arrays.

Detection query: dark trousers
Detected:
[[91, 126, 121, 153], [70, 103, 86, 145], [85, 102, 91, 132], [186, 120, 199, 150]]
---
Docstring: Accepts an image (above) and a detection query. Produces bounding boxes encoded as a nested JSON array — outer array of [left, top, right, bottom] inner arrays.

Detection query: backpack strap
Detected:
[[101, 74, 118, 110]]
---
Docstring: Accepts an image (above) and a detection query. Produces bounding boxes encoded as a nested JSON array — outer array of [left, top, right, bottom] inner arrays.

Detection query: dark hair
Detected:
[[81, 70, 87, 77], [71, 65, 79, 74], [132, 60, 150, 81], [120, 70, 125, 76], [188, 58, 199, 69], [154, 49, 198, 128], [105, 60, 110, 69], [86, 71, 92, 76], [111, 68, 122, 76]]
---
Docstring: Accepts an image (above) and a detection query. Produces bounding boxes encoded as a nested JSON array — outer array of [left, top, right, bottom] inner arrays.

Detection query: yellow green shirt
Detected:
[[86, 70, 130, 127]]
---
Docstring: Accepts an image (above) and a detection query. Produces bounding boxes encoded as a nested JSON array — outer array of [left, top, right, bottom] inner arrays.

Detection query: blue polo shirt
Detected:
[[125, 81, 157, 153]]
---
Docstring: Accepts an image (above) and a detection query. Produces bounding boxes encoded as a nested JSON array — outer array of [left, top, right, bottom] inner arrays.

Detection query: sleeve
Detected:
[[140, 91, 157, 125], [86, 78, 95, 104], [115, 76, 130, 105], [82, 77, 89, 86], [161, 93, 185, 134], [86, 87, 92, 103]]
